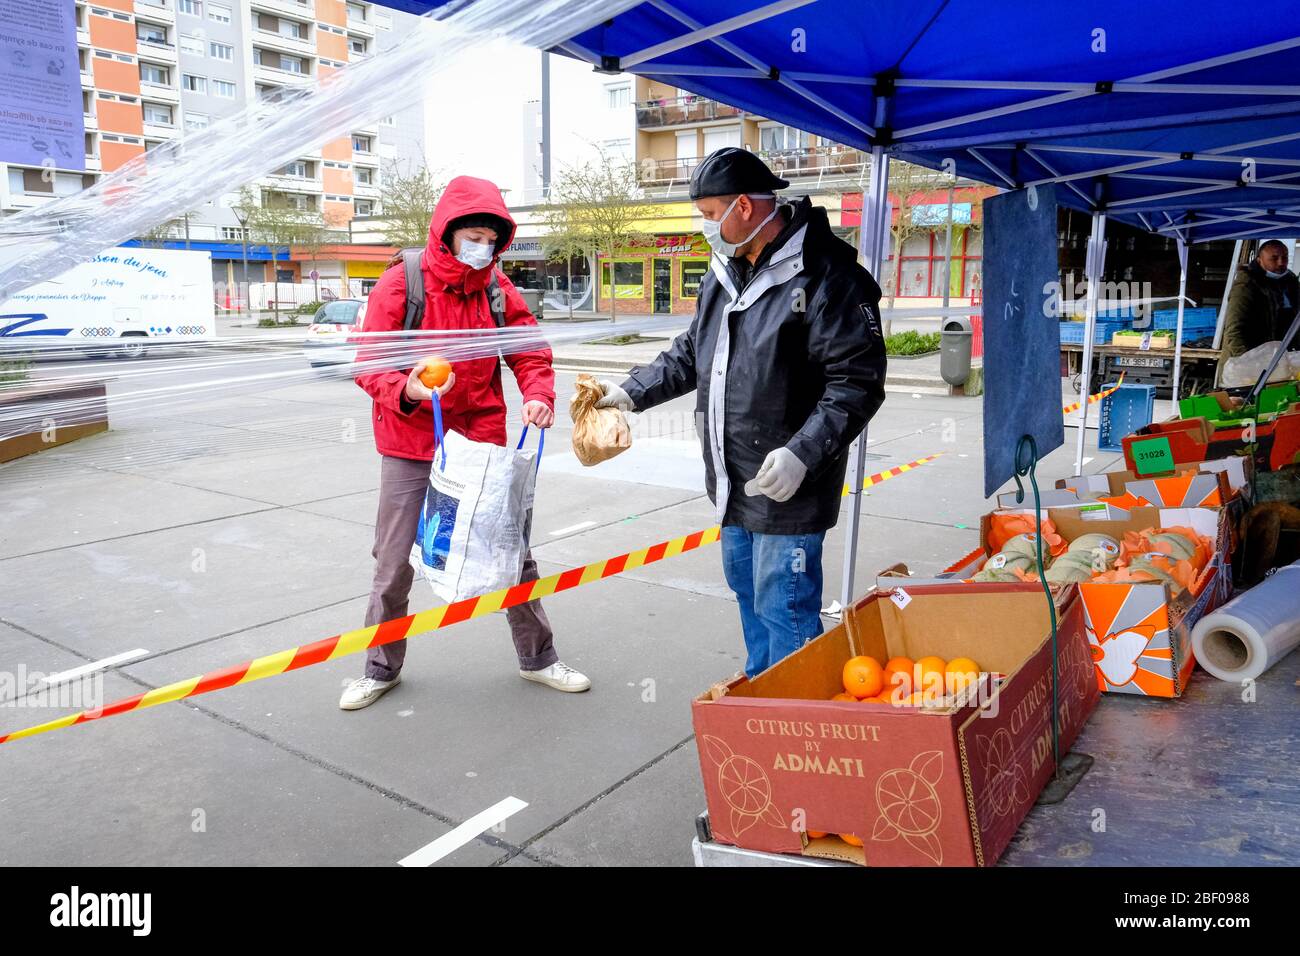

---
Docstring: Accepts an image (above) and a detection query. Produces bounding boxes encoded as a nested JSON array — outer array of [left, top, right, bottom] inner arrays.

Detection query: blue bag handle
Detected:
[[431, 391, 447, 472], [516, 424, 545, 475]]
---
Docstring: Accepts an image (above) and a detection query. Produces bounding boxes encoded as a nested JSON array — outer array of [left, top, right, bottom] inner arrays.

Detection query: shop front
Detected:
[[596, 233, 710, 317], [499, 235, 593, 314]]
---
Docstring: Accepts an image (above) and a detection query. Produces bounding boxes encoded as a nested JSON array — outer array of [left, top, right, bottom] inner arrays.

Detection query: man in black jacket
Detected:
[[1221, 240, 1300, 361], [595, 148, 887, 677]]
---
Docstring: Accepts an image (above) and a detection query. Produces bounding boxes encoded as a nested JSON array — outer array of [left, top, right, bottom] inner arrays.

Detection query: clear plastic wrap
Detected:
[[0, 0, 638, 301]]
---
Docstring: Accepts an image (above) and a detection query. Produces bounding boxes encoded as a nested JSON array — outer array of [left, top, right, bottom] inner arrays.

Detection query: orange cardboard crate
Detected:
[[940, 507, 1230, 698], [692, 583, 1098, 867]]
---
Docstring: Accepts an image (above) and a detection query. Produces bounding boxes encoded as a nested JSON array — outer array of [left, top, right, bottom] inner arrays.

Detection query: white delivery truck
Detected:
[[0, 246, 216, 358]]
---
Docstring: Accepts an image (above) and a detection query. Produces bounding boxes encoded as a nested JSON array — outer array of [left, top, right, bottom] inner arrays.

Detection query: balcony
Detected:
[[250, 0, 316, 19], [345, 11, 375, 39], [140, 81, 181, 104], [81, 69, 94, 89], [84, 155, 102, 172], [253, 59, 314, 88], [756, 145, 869, 181], [637, 146, 869, 189], [83, 110, 98, 132], [352, 180, 380, 199], [134, 0, 175, 24], [261, 172, 323, 194], [635, 94, 742, 129], [136, 39, 178, 66], [253, 27, 315, 59], [143, 121, 180, 139]]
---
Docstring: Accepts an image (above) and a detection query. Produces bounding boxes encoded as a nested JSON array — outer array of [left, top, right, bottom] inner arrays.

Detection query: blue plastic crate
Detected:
[[1059, 320, 1125, 345], [1098, 384, 1157, 452], [1150, 307, 1218, 331]]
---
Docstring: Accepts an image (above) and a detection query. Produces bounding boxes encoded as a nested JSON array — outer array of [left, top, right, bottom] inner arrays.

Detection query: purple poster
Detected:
[[0, 0, 85, 170]]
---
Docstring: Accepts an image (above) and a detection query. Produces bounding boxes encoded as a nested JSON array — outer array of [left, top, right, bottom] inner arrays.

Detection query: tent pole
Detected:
[[942, 179, 955, 311], [1212, 240, 1244, 353], [1073, 211, 1107, 476], [841, 145, 889, 611], [1172, 238, 1189, 400]]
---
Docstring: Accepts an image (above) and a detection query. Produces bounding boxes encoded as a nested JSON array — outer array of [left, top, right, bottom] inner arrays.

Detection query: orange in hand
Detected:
[[841, 655, 884, 699], [418, 356, 452, 389]]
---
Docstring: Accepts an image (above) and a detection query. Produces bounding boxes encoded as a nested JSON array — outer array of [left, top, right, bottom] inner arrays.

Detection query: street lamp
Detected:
[[232, 206, 252, 314]]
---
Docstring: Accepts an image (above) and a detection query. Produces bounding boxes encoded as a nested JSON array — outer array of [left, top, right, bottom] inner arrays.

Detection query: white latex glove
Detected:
[[594, 380, 633, 411], [752, 447, 808, 503]]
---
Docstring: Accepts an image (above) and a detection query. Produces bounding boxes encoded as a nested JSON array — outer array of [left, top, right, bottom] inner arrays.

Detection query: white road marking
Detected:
[[550, 520, 596, 536], [44, 649, 149, 684], [398, 797, 528, 867]]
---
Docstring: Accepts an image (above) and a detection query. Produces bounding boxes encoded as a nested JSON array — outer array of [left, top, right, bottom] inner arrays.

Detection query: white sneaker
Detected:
[[339, 675, 401, 710], [519, 661, 591, 693]]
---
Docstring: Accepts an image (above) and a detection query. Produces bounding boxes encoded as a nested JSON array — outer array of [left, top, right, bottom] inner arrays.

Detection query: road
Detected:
[[1, 346, 1293, 867]]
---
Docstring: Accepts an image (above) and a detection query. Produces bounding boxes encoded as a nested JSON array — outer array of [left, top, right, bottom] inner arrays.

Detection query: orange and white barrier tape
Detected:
[[1062, 372, 1125, 416], [0, 453, 943, 746]]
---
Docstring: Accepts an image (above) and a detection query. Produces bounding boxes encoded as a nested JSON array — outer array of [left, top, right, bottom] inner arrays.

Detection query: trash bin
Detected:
[[940, 317, 973, 386], [518, 288, 544, 321]]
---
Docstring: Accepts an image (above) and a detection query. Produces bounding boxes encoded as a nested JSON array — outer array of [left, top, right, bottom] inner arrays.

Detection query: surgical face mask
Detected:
[[702, 195, 778, 257], [1265, 268, 1290, 279], [456, 238, 495, 270]]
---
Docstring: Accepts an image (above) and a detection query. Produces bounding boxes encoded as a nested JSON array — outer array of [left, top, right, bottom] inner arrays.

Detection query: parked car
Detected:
[[303, 298, 363, 367]]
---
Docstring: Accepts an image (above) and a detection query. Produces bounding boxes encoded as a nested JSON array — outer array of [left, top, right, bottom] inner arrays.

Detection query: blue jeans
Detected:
[[720, 526, 826, 678]]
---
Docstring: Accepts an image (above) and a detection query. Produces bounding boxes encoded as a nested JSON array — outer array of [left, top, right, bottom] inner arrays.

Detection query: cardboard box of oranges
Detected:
[[692, 583, 1098, 867]]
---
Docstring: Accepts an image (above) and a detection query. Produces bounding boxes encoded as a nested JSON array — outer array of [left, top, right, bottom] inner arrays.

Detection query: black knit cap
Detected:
[[689, 147, 789, 200], [442, 213, 510, 247]]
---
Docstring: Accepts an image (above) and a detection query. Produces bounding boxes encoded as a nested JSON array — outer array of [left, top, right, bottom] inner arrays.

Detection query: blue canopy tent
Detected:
[[379, 0, 1300, 603]]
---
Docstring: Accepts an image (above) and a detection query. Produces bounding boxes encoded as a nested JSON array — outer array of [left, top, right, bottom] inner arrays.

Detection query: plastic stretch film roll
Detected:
[[1191, 561, 1300, 681]]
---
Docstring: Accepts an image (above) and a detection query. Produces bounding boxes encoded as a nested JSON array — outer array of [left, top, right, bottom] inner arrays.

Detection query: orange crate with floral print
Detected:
[[691, 583, 1097, 867]]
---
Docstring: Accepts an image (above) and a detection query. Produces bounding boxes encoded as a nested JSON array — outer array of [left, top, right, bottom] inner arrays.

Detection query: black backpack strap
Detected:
[[487, 270, 506, 329], [401, 248, 424, 332]]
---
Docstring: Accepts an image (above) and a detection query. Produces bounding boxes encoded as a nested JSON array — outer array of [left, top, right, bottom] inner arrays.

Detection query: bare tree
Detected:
[[379, 160, 445, 250], [538, 197, 592, 320], [544, 148, 655, 321]]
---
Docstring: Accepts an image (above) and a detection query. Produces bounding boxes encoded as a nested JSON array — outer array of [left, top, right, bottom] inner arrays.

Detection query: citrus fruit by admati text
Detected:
[[945, 657, 981, 694], [842, 655, 884, 699], [418, 356, 452, 389]]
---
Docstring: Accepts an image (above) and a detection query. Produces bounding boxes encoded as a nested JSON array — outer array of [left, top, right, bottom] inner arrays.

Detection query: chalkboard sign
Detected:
[[981, 185, 1065, 497]]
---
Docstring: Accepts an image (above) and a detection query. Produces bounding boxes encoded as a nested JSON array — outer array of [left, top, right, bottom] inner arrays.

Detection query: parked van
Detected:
[[0, 247, 216, 358]]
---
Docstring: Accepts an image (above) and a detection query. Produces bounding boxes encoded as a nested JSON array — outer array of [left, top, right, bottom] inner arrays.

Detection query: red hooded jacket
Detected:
[[354, 176, 555, 460]]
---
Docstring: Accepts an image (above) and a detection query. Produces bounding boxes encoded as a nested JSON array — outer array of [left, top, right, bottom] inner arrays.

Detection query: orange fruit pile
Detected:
[[418, 356, 452, 389], [829, 653, 982, 707]]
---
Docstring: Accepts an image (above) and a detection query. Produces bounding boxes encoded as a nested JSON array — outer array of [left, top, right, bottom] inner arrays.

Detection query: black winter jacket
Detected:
[[621, 196, 887, 534]]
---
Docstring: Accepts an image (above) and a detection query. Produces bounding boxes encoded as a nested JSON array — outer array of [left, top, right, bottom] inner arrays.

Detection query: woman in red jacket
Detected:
[[343, 175, 591, 710]]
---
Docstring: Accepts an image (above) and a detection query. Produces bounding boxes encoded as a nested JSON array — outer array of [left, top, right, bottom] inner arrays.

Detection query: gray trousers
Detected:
[[364, 454, 558, 680]]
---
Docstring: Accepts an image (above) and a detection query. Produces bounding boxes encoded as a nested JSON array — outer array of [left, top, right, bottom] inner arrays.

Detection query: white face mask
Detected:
[[456, 238, 495, 270], [702, 195, 778, 258], [1265, 267, 1290, 279]]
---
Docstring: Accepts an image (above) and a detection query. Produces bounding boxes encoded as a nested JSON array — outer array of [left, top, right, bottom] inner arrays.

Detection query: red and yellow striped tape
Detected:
[[1062, 372, 1125, 416], [0, 453, 942, 746]]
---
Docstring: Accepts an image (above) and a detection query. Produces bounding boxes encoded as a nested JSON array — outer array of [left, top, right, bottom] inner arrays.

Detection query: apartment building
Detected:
[[0, 0, 426, 298], [509, 74, 992, 317]]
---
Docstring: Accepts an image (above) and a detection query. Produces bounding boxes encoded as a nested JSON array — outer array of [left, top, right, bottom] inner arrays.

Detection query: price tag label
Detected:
[[889, 588, 912, 610], [1139, 331, 1152, 351], [1131, 435, 1173, 475]]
